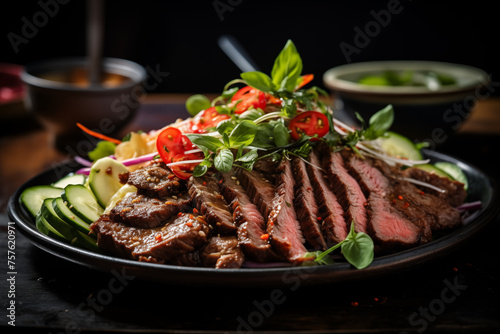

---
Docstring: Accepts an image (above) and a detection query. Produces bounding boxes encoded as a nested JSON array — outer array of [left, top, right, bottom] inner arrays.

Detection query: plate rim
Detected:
[[8, 150, 500, 287]]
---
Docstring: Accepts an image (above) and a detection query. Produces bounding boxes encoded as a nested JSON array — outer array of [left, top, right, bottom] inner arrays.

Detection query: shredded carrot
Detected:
[[76, 122, 122, 145]]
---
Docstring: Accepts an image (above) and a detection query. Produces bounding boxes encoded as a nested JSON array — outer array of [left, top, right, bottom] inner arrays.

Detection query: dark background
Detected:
[[1, 0, 499, 95]]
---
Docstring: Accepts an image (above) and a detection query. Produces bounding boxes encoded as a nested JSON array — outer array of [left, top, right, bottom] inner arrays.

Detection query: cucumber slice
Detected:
[[377, 131, 423, 161], [40, 198, 83, 240], [35, 212, 66, 242], [74, 231, 101, 253], [52, 173, 87, 188], [415, 164, 453, 179], [52, 197, 91, 234], [434, 162, 469, 190], [19, 185, 63, 219], [88, 157, 129, 208], [40, 198, 99, 251], [61, 184, 103, 224]]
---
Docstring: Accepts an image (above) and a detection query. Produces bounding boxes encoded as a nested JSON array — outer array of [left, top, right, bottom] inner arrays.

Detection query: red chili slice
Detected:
[[156, 127, 185, 163], [189, 106, 231, 133], [169, 153, 202, 180], [295, 74, 314, 90], [289, 110, 329, 140], [231, 86, 266, 114]]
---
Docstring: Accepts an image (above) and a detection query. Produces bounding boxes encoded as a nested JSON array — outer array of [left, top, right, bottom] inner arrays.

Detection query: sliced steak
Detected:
[[188, 173, 236, 234], [109, 191, 191, 228], [318, 143, 368, 233], [200, 235, 245, 269], [237, 168, 276, 219], [127, 162, 185, 198], [291, 156, 327, 250], [219, 171, 281, 262], [267, 158, 309, 263], [373, 160, 463, 232], [307, 151, 348, 245], [169, 251, 201, 267], [393, 181, 462, 232], [90, 213, 210, 263], [402, 167, 467, 207], [344, 152, 431, 248]]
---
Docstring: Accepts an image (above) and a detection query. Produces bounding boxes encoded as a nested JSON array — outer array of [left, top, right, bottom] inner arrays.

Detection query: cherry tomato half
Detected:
[[289, 110, 329, 140], [231, 86, 266, 114]]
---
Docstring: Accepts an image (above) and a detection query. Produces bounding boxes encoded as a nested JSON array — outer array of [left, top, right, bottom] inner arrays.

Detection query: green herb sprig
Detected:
[[306, 222, 374, 269]]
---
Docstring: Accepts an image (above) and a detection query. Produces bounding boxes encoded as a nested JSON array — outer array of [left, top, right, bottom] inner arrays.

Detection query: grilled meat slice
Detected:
[[219, 171, 281, 262], [188, 173, 236, 234], [373, 159, 463, 232], [90, 213, 210, 263], [291, 156, 327, 250], [237, 168, 276, 219], [344, 152, 430, 249], [127, 162, 185, 198], [109, 191, 191, 228], [307, 151, 348, 246], [200, 235, 245, 269], [318, 143, 368, 233], [267, 158, 309, 263], [402, 167, 467, 207]]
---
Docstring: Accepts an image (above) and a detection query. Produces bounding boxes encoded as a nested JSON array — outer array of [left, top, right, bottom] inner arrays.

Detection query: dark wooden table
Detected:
[[1, 95, 500, 333]]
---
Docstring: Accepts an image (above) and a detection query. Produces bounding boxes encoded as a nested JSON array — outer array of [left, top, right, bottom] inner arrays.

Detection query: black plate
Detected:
[[8, 150, 500, 287]]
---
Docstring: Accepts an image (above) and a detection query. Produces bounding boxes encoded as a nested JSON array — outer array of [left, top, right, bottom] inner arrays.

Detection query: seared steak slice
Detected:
[[90, 213, 210, 263], [402, 167, 467, 207], [200, 235, 245, 269], [127, 162, 185, 198], [188, 173, 236, 234], [393, 181, 462, 232], [318, 143, 368, 233], [219, 171, 281, 262], [344, 152, 430, 248], [169, 252, 201, 267], [373, 160, 463, 232], [109, 191, 191, 228], [237, 168, 276, 219], [267, 158, 309, 263], [291, 156, 327, 250], [307, 151, 348, 245]]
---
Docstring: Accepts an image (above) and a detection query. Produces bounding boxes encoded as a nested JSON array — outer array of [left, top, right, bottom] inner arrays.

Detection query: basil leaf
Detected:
[[236, 148, 258, 163], [364, 104, 394, 140], [240, 71, 274, 93], [341, 223, 374, 269], [216, 119, 235, 135], [222, 133, 231, 148], [185, 134, 223, 153], [273, 122, 289, 147], [220, 86, 239, 100], [214, 148, 233, 173], [229, 120, 257, 148], [185, 94, 211, 116], [238, 109, 264, 121], [192, 164, 208, 177], [252, 123, 275, 148], [271, 40, 303, 92]]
